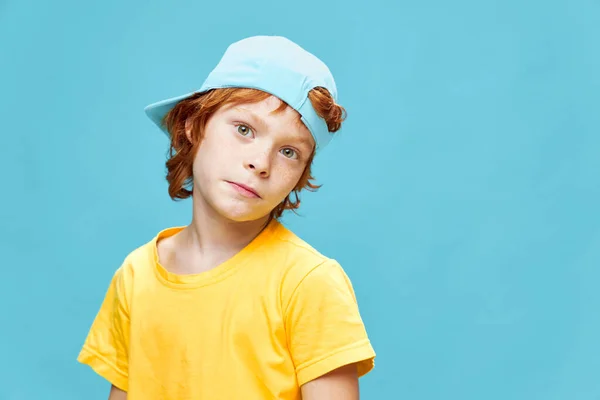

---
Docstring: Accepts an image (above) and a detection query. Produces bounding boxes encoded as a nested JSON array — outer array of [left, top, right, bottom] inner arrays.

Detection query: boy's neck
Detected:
[[188, 203, 270, 252], [172, 193, 272, 273]]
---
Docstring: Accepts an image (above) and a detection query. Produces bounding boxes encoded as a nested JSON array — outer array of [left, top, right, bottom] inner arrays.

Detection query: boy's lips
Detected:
[[226, 181, 261, 198]]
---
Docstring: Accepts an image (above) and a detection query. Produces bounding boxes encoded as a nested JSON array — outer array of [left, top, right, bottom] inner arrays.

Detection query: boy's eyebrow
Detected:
[[232, 107, 269, 132], [232, 107, 314, 149]]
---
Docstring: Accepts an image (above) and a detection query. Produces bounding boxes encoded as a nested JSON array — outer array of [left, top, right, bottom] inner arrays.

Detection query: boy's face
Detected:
[[188, 95, 315, 222]]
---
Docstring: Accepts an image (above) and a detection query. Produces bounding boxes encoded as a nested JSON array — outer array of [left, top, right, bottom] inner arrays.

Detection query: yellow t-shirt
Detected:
[[78, 219, 375, 399]]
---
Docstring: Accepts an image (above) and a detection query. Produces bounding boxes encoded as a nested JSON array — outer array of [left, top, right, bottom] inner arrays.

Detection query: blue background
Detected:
[[1, 0, 598, 398]]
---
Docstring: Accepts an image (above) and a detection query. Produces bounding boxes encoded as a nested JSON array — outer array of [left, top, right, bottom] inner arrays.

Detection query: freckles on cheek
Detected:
[[276, 165, 303, 187]]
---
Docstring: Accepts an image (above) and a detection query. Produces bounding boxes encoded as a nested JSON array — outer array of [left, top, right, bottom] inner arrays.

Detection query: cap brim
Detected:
[[144, 92, 197, 136]]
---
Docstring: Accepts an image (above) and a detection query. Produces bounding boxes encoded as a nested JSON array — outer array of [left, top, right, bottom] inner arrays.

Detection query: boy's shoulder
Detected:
[[268, 221, 347, 283], [111, 227, 176, 277], [270, 221, 329, 262], [270, 222, 356, 311]]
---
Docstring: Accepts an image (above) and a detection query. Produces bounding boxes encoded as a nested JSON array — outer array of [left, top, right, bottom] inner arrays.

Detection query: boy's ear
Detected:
[[184, 118, 193, 143]]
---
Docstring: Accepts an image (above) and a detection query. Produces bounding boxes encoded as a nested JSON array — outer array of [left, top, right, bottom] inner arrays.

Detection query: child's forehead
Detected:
[[225, 97, 300, 124], [229, 95, 287, 113]]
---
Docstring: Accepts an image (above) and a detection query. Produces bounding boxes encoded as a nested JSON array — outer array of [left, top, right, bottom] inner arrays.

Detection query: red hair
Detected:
[[161, 87, 346, 219]]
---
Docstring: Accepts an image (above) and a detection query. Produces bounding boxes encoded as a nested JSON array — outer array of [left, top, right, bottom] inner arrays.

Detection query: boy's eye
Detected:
[[237, 124, 253, 137], [280, 148, 297, 159]]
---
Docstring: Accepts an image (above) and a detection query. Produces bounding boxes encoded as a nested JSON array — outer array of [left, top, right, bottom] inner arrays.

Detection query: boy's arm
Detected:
[[284, 259, 375, 394], [108, 385, 127, 400], [78, 265, 131, 393], [300, 363, 359, 400]]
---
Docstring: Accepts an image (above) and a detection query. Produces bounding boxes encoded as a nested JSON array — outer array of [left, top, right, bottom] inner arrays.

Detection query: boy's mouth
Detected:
[[226, 181, 261, 199]]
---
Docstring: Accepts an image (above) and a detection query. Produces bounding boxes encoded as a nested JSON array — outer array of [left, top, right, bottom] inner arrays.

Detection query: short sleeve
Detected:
[[283, 259, 376, 386], [77, 265, 130, 391]]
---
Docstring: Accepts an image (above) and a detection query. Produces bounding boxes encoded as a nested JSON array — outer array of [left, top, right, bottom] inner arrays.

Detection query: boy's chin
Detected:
[[216, 205, 272, 224]]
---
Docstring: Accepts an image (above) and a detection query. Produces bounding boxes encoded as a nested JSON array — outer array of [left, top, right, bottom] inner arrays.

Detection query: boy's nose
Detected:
[[246, 153, 271, 178]]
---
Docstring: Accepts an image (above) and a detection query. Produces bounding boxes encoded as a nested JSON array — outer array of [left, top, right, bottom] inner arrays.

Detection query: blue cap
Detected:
[[144, 35, 339, 152]]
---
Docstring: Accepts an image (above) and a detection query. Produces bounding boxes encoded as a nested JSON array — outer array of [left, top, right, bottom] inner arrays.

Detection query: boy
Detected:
[[78, 35, 375, 400]]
